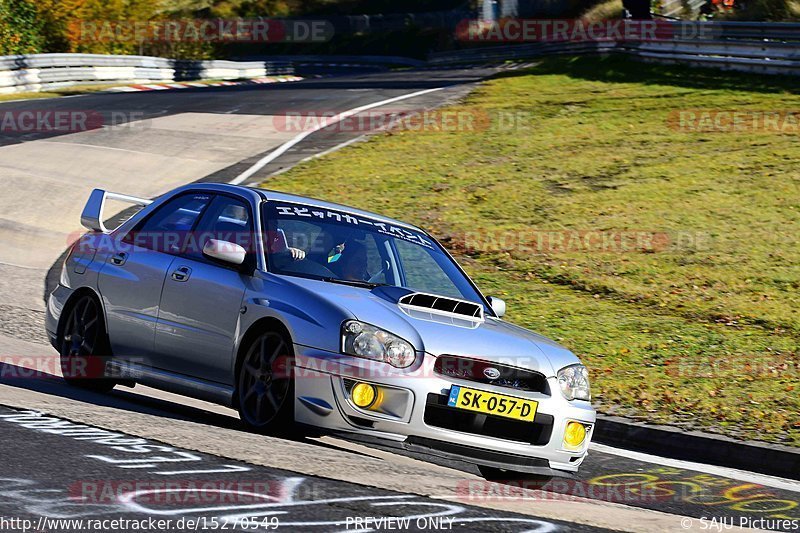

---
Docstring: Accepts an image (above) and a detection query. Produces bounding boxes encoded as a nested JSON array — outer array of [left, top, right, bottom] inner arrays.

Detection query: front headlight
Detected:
[[557, 364, 591, 401], [342, 321, 416, 368]]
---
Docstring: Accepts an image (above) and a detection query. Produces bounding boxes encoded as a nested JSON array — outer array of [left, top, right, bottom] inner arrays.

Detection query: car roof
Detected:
[[175, 182, 424, 233]]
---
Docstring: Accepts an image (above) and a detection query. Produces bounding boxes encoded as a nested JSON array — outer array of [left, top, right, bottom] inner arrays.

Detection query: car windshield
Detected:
[[263, 201, 486, 306]]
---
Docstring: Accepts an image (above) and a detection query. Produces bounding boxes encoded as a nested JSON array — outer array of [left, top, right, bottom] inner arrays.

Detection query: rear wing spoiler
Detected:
[[81, 188, 153, 233]]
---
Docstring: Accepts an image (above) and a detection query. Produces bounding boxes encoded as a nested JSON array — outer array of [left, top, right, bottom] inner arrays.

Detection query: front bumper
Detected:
[[293, 346, 595, 476]]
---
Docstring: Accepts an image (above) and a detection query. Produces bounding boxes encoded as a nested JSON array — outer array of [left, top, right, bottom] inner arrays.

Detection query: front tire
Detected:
[[59, 294, 115, 393], [236, 331, 295, 435]]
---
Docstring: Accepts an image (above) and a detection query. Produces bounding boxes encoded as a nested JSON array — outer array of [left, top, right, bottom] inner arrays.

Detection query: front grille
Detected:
[[405, 437, 551, 469], [424, 393, 554, 446], [434, 355, 550, 395]]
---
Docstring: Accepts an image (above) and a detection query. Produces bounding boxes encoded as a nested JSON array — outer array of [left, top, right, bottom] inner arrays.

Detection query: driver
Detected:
[[266, 229, 306, 261], [336, 241, 369, 281]]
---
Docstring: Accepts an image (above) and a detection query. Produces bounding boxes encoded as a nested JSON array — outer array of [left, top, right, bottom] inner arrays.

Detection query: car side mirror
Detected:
[[487, 296, 506, 318], [203, 239, 247, 266]]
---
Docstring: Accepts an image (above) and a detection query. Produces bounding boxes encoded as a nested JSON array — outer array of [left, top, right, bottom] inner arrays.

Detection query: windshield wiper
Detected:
[[321, 277, 387, 289]]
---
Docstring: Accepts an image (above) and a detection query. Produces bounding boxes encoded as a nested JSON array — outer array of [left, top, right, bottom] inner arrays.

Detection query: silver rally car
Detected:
[[46, 183, 595, 478]]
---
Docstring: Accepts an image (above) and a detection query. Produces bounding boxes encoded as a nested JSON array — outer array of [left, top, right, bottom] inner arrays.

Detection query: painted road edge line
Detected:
[[591, 442, 800, 493], [229, 86, 447, 186], [594, 414, 800, 482]]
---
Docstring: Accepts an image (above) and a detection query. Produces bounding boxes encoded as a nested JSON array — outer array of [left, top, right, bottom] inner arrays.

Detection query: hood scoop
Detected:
[[398, 292, 484, 323]]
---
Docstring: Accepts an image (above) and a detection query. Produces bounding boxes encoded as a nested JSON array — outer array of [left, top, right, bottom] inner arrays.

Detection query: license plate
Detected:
[[447, 385, 538, 422]]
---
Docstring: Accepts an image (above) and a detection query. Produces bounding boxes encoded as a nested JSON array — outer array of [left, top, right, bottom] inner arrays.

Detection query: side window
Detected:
[[268, 220, 321, 256], [266, 219, 332, 277], [192, 195, 254, 261], [124, 193, 212, 253], [394, 239, 463, 298]]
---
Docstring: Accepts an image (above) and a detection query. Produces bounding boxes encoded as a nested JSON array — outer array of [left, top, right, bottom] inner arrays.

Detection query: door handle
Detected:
[[171, 266, 192, 282], [110, 252, 127, 266]]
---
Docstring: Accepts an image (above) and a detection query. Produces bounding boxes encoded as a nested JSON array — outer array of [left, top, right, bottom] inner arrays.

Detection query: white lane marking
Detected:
[[268, 135, 369, 180], [229, 86, 447, 185], [154, 464, 252, 475], [591, 442, 800, 493], [0, 260, 47, 270]]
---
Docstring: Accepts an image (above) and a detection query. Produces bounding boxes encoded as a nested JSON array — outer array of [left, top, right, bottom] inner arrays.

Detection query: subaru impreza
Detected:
[[46, 183, 595, 478]]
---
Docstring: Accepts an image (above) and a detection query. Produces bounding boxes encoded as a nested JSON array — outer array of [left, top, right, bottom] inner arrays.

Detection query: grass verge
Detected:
[[261, 56, 800, 446]]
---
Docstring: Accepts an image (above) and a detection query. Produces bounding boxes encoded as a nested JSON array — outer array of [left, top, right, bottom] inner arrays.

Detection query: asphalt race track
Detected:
[[0, 67, 798, 532], [0, 405, 606, 532]]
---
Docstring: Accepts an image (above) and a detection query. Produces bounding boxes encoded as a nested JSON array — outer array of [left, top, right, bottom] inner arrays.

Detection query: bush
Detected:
[[717, 0, 800, 20], [580, 0, 625, 20], [0, 0, 44, 54]]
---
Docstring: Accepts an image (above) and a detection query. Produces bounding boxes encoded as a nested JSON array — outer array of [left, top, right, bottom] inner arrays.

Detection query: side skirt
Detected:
[[108, 361, 234, 407]]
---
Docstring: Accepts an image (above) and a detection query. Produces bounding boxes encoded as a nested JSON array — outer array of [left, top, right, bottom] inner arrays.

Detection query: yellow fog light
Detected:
[[351, 383, 377, 408], [564, 421, 587, 448]]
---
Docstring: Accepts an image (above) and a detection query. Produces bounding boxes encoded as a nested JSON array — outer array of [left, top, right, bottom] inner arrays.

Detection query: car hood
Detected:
[[281, 277, 580, 377]]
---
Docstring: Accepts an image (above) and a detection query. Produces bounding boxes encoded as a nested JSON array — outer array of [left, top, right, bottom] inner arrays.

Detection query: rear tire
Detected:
[[236, 330, 295, 435], [59, 294, 116, 393]]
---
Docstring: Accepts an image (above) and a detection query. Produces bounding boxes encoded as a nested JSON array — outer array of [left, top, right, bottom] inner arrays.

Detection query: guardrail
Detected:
[[0, 53, 294, 94], [3, 21, 800, 95], [235, 55, 428, 68], [428, 22, 800, 76], [711, 21, 800, 40], [626, 38, 800, 75]]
